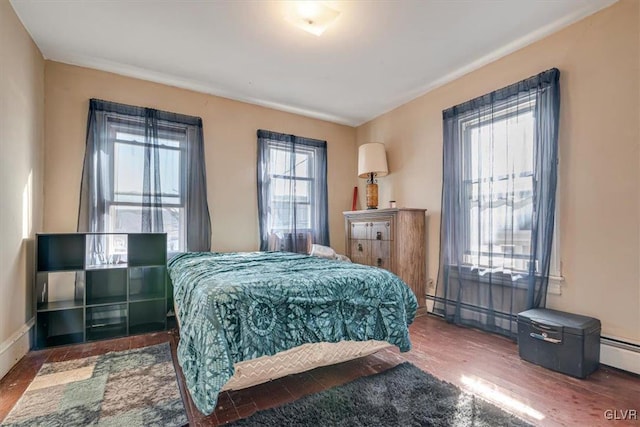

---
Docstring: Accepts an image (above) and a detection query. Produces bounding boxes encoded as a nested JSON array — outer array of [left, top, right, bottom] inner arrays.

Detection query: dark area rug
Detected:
[[230, 362, 532, 426], [1, 343, 187, 427]]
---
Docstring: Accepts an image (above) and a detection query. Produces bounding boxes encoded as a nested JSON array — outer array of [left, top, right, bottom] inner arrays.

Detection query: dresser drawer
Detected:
[[370, 240, 391, 270], [349, 222, 369, 240], [370, 256, 391, 270], [349, 219, 393, 241], [350, 239, 370, 264], [370, 220, 393, 241], [370, 240, 391, 259]]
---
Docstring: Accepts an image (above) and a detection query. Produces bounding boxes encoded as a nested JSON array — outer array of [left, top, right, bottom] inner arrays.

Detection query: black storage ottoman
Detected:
[[517, 308, 601, 378]]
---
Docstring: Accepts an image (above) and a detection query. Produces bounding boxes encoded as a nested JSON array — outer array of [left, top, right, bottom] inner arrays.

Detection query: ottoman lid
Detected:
[[518, 308, 601, 335]]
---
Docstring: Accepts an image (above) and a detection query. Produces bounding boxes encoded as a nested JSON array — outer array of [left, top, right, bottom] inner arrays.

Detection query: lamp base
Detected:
[[366, 183, 378, 209]]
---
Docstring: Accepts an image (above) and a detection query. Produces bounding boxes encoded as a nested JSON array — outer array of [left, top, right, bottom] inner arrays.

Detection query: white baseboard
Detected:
[[0, 319, 34, 380], [601, 337, 640, 375]]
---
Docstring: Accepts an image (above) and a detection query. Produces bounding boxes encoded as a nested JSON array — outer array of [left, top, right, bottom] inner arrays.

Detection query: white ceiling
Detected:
[[11, 0, 615, 126]]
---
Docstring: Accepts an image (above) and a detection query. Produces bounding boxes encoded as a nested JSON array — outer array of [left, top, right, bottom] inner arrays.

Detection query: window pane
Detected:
[[114, 142, 181, 204], [114, 142, 143, 199], [470, 110, 534, 180], [269, 148, 312, 178], [294, 152, 311, 177], [271, 177, 291, 199], [156, 147, 181, 200], [109, 205, 184, 252], [270, 148, 291, 175], [270, 202, 311, 231], [295, 180, 310, 200], [161, 207, 184, 253], [271, 178, 310, 202]]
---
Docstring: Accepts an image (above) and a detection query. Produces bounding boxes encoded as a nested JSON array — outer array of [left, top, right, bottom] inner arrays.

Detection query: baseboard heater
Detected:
[[600, 336, 640, 375]]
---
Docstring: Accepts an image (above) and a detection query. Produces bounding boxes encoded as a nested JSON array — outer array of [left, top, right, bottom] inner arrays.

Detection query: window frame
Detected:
[[457, 97, 562, 284], [104, 115, 188, 252], [265, 141, 317, 234]]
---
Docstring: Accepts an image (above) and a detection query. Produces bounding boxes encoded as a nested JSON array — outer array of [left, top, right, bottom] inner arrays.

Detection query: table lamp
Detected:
[[358, 142, 388, 209]]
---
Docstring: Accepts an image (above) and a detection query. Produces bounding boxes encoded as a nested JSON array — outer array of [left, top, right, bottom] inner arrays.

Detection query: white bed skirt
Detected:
[[174, 303, 390, 392]]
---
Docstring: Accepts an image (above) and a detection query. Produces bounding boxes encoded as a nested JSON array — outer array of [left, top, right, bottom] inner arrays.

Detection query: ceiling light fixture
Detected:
[[285, 1, 341, 36]]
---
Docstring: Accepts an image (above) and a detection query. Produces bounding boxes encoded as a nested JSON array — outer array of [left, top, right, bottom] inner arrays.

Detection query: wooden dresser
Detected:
[[343, 208, 427, 307]]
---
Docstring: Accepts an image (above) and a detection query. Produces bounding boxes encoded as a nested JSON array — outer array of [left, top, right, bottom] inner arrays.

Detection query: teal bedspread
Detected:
[[168, 251, 417, 415]]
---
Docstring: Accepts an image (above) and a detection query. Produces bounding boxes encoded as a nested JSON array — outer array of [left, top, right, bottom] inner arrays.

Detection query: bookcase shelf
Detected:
[[37, 234, 85, 272], [35, 308, 84, 348], [37, 300, 84, 312], [34, 232, 168, 349], [86, 264, 128, 270], [86, 269, 127, 306], [86, 303, 128, 341]]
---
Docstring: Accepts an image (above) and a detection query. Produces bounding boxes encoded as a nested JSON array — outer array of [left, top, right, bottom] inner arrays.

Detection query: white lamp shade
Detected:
[[358, 142, 389, 178]]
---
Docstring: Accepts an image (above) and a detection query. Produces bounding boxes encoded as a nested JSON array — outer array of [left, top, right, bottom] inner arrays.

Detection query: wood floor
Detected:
[[1, 314, 638, 426]]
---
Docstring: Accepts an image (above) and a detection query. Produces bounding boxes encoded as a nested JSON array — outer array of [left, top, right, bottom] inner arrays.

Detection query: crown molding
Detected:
[[44, 50, 358, 127]]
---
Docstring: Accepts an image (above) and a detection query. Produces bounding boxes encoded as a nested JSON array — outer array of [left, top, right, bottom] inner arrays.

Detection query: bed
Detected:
[[168, 251, 418, 415]]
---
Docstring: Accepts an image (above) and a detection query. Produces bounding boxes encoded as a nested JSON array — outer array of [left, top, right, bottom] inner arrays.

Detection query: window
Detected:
[[257, 130, 329, 253], [107, 117, 186, 252], [460, 98, 560, 278], [435, 69, 560, 338], [79, 99, 211, 254], [269, 146, 314, 232]]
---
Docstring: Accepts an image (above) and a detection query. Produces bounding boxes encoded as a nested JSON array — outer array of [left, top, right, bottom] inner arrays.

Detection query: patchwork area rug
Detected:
[[230, 362, 532, 426], [1, 343, 187, 427]]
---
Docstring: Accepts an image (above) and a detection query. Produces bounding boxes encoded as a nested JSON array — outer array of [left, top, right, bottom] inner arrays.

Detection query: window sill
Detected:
[[446, 265, 564, 295]]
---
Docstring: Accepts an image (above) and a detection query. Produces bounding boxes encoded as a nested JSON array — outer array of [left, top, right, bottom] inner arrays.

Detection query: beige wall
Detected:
[[357, 0, 640, 343], [0, 1, 44, 376], [44, 62, 357, 254]]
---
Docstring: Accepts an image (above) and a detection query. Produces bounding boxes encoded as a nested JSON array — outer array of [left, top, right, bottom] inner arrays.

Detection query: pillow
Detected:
[[310, 244, 351, 262], [309, 244, 336, 259]]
